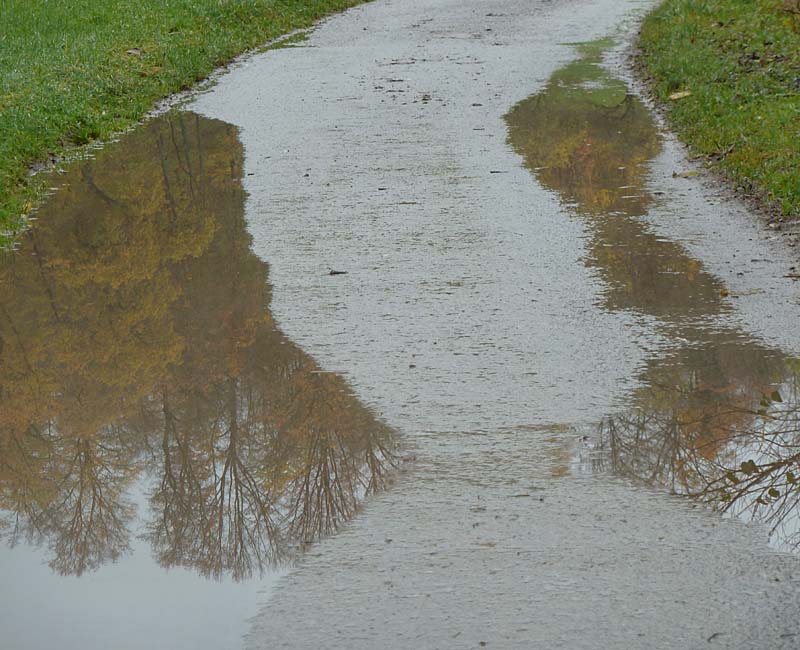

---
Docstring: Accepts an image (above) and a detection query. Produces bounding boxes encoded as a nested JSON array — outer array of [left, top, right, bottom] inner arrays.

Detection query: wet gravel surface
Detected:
[[190, 0, 800, 647]]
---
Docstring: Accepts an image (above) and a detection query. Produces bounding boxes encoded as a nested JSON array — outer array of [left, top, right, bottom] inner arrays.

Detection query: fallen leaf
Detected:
[[669, 90, 692, 100]]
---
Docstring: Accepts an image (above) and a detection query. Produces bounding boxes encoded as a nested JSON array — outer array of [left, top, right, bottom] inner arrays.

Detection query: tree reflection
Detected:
[[0, 111, 396, 580], [506, 49, 660, 218], [592, 362, 800, 549], [505, 43, 727, 324], [506, 43, 800, 548], [0, 424, 139, 576], [146, 383, 285, 581]]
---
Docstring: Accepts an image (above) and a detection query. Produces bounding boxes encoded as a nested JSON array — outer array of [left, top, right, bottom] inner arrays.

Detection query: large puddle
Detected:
[[505, 42, 800, 550], [0, 112, 395, 649]]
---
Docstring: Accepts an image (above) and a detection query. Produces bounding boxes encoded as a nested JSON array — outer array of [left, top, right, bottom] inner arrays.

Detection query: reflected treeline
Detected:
[[505, 43, 800, 549], [505, 41, 726, 324], [591, 360, 800, 550], [0, 112, 395, 580]]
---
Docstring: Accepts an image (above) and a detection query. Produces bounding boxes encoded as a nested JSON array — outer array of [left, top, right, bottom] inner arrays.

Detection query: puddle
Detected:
[[581, 356, 800, 550], [0, 112, 395, 649], [506, 42, 727, 325], [505, 44, 800, 550]]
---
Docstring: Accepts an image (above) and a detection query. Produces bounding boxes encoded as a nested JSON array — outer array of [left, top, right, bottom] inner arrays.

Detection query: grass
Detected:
[[637, 0, 800, 217], [0, 0, 370, 246]]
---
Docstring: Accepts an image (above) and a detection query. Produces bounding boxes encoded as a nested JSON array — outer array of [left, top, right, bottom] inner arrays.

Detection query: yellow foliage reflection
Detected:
[[0, 112, 395, 579], [506, 46, 800, 548], [505, 47, 726, 321]]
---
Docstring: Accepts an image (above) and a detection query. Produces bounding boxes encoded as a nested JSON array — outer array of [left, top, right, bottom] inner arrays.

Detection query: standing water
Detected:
[[0, 112, 395, 650]]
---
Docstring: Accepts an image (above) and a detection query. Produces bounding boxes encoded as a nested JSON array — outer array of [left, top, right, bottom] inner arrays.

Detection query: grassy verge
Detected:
[[637, 0, 800, 217], [0, 0, 370, 246]]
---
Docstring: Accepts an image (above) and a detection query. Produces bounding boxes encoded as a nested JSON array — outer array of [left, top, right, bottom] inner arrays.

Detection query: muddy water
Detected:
[[0, 112, 394, 649]]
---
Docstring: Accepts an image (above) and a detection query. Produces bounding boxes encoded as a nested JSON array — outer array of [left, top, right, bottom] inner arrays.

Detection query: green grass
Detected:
[[0, 0, 370, 246], [638, 0, 800, 217]]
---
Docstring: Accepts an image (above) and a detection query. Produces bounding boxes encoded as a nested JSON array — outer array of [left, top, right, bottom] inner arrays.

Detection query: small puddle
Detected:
[[505, 42, 800, 550], [506, 40, 726, 325], [0, 112, 395, 649]]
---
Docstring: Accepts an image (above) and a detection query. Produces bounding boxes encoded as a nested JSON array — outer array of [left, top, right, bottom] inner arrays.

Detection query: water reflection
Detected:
[[0, 112, 395, 580], [506, 42, 727, 324], [590, 367, 800, 549], [505, 43, 800, 549]]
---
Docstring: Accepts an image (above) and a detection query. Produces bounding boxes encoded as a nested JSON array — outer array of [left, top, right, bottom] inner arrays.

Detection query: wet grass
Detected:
[[0, 0, 370, 246], [638, 0, 800, 217]]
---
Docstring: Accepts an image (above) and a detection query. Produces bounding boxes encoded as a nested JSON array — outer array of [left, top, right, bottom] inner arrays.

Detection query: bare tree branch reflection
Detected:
[[0, 111, 397, 580], [0, 424, 139, 575], [145, 384, 284, 581], [590, 360, 800, 550], [278, 414, 395, 545]]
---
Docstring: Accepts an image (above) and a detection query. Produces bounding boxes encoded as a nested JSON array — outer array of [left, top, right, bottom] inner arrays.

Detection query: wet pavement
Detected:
[[4, 0, 800, 648]]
